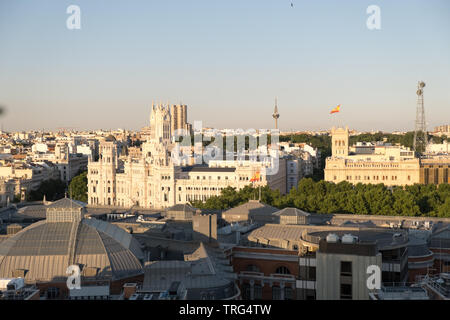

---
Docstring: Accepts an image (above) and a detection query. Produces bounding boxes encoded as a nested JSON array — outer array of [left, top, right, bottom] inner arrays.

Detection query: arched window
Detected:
[[275, 266, 290, 275]]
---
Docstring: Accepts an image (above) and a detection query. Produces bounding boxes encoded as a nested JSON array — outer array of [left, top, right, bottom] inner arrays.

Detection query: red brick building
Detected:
[[231, 246, 298, 300]]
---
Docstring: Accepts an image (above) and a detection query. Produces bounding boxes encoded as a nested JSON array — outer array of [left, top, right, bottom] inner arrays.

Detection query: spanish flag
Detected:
[[250, 171, 261, 182], [330, 104, 341, 114]]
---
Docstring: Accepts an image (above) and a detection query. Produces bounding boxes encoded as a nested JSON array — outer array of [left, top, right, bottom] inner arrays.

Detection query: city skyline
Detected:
[[0, 0, 449, 132], [1, 0, 450, 304]]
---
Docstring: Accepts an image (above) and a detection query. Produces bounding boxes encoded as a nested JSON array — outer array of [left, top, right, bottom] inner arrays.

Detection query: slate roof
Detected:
[[223, 200, 278, 217], [274, 207, 311, 217]]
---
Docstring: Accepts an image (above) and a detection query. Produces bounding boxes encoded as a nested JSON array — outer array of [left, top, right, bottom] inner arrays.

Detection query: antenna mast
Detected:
[[413, 81, 427, 154]]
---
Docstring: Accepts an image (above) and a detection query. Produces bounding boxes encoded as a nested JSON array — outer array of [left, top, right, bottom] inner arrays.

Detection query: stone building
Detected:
[[325, 126, 420, 186], [87, 104, 287, 209], [420, 157, 450, 185]]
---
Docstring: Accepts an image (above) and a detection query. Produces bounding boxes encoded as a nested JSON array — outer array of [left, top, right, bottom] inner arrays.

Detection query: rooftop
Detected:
[[223, 200, 278, 217], [0, 200, 144, 283], [274, 207, 311, 217]]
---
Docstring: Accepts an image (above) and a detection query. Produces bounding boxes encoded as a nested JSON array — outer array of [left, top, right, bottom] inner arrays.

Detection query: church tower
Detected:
[[331, 126, 349, 157], [149, 102, 172, 144]]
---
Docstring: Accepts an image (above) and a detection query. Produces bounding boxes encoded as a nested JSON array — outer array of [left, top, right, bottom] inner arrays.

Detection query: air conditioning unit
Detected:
[[342, 234, 357, 244], [326, 233, 339, 243]]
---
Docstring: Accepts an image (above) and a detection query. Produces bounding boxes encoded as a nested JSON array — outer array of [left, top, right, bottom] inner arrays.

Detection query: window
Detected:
[[285, 287, 294, 300], [340, 261, 352, 276], [254, 284, 262, 300], [241, 283, 251, 300], [340, 284, 352, 300], [275, 266, 290, 275], [272, 286, 281, 300], [246, 265, 260, 272], [46, 287, 59, 299], [299, 266, 316, 281]]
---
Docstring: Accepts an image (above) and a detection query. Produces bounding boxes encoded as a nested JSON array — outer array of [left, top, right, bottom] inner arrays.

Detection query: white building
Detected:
[[426, 141, 450, 155], [325, 127, 420, 186], [87, 104, 287, 209]]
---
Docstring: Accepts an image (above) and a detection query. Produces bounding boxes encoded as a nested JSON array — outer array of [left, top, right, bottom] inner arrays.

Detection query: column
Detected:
[[280, 282, 285, 300], [249, 280, 255, 300]]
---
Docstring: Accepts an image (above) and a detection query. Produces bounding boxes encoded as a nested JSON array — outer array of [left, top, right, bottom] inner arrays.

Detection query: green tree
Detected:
[[69, 171, 88, 203], [28, 179, 66, 201], [438, 198, 450, 217]]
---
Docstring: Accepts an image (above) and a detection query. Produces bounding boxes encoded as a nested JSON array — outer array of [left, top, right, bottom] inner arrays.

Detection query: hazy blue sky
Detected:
[[0, 0, 449, 132]]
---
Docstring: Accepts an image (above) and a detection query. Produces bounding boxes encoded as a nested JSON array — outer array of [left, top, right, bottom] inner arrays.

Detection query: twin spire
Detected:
[[152, 100, 171, 110]]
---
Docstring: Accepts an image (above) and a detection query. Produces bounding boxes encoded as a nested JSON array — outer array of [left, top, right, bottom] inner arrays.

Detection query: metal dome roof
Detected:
[[0, 217, 144, 283]]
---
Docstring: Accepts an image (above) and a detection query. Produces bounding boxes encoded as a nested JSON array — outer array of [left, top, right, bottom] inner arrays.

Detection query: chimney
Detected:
[[123, 283, 138, 299]]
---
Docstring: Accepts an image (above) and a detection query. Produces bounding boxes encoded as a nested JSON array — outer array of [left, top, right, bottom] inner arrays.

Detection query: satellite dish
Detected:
[[419, 82, 426, 88], [417, 89, 423, 96]]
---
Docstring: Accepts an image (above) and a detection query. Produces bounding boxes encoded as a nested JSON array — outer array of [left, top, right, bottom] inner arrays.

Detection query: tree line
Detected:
[[191, 179, 450, 217], [26, 171, 88, 203]]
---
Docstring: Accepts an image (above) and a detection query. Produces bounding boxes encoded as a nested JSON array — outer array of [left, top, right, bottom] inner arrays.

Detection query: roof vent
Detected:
[[326, 233, 339, 243]]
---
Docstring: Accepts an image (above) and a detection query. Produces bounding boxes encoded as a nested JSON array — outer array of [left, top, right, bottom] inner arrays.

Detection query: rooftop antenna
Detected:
[[413, 81, 427, 154]]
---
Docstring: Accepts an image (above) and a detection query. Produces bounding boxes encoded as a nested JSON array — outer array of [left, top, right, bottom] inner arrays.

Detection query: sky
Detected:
[[0, 0, 449, 132]]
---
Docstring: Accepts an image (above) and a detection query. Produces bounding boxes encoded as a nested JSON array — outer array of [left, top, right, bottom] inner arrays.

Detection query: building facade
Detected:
[[87, 104, 286, 209], [420, 158, 450, 185], [325, 127, 420, 186]]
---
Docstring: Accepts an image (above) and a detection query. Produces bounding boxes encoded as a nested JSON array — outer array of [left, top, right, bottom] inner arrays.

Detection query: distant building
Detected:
[[165, 204, 197, 221], [221, 200, 279, 224], [426, 141, 450, 154], [170, 104, 190, 136], [420, 157, 450, 185], [274, 207, 311, 225], [0, 178, 15, 207], [88, 104, 286, 209], [433, 125, 450, 137], [325, 126, 420, 186]]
